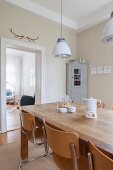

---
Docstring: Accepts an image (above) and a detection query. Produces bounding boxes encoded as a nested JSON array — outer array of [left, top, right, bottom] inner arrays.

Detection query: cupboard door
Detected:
[[72, 90, 81, 103], [66, 61, 88, 104]]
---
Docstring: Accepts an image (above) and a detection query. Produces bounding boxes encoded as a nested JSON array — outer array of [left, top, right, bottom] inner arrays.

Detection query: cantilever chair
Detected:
[[88, 140, 113, 170], [97, 102, 105, 108], [111, 105, 113, 110], [44, 121, 88, 170], [18, 110, 48, 170]]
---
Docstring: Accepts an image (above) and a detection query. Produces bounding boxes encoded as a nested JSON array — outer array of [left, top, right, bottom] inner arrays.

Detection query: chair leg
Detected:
[[88, 152, 93, 170], [42, 126, 49, 155], [18, 126, 50, 170], [71, 144, 78, 170], [18, 153, 47, 170]]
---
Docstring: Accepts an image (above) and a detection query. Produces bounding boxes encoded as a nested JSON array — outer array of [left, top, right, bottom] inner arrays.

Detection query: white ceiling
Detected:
[[5, 0, 113, 32], [31, 0, 112, 20]]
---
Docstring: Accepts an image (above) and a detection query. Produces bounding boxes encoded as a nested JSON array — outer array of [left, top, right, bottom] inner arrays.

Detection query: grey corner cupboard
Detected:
[[66, 60, 88, 104]]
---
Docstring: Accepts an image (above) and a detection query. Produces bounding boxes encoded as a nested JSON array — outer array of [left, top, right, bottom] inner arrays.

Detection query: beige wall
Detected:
[[77, 21, 113, 108], [0, 1, 76, 103]]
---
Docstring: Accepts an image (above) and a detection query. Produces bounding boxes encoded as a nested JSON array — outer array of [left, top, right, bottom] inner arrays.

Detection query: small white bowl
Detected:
[[68, 106, 76, 113], [59, 107, 67, 113]]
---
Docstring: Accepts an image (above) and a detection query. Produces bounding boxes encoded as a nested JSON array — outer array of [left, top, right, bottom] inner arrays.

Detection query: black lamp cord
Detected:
[[61, 0, 63, 38]]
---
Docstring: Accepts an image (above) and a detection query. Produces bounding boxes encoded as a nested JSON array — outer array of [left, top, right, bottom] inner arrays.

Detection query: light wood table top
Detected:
[[21, 103, 113, 155]]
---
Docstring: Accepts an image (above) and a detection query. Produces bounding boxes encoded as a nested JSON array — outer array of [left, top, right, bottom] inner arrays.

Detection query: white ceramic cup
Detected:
[[68, 106, 76, 113], [59, 107, 67, 113]]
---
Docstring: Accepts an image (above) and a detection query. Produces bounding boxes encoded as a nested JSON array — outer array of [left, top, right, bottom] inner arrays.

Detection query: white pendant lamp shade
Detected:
[[53, 38, 71, 58], [101, 12, 113, 44], [53, 0, 71, 58]]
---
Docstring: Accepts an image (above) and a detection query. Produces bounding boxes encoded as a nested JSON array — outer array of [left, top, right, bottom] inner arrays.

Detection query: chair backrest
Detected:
[[88, 140, 113, 170], [44, 121, 80, 159], [111, 105, 113, 110], [20, 110, 36, 132], [97, 102, 105, 108]]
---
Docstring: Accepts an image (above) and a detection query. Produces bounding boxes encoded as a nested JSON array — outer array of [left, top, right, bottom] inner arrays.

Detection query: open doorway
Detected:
[[6, 48, 36, 131], [0, 38, 46, 133]]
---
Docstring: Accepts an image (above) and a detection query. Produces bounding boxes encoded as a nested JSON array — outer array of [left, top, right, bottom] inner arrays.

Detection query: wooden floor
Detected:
[[6, 104, 20, 131], [0, 104, 21, 145], [0, 129, 20, 145]]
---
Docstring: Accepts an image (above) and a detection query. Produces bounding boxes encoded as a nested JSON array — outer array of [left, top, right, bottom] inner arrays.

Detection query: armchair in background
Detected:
[[20, 95, 35, 106], [6, 89, 15, 104]]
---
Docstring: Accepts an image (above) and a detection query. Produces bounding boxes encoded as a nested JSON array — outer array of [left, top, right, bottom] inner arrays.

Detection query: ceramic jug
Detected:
[[83, 97, 101, 118]]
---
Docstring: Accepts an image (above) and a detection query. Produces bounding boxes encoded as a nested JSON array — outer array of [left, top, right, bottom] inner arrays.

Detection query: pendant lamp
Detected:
[[53, 0, 71, 58], [101, 12, 113, 44]]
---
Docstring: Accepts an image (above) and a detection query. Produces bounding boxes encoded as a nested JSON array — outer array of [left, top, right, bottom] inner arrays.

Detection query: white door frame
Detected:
[[0, 37, 46, 133]]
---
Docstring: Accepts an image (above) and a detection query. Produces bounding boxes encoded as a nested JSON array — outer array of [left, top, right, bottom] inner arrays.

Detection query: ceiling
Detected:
[[5, 0, 113, 32]]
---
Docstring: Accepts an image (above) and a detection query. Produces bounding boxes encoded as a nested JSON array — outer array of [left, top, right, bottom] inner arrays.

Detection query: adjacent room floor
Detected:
[[6, 103, 20, 131], [0, 129, 20, 145]]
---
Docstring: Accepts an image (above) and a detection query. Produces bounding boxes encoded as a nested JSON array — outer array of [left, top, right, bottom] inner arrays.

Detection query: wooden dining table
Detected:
[[20, 103, 113, 160]]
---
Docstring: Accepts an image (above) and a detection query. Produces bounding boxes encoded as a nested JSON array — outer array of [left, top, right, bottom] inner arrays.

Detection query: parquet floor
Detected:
[[6, 104, 20, 131], [0, 129, 20, 145], [0, 104, 21, 145]]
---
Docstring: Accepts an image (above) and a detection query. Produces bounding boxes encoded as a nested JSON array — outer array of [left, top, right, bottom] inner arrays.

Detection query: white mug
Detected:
[[59, 107, 67, 113], [68, 106, 76, 113]]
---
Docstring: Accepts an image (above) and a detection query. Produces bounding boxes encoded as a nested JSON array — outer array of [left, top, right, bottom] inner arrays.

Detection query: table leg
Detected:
[[21, 130, 28, 160]]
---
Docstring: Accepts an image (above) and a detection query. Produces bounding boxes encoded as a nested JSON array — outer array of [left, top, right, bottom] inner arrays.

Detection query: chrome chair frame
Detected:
[[88, 152, 93, 170], [71, 143, 79, 170], [18, 111, 49, 170]]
